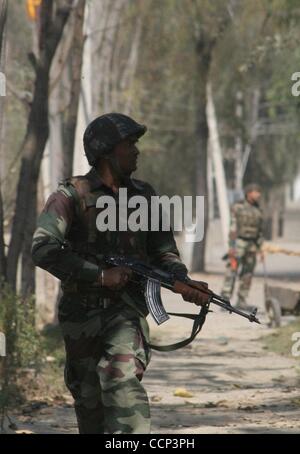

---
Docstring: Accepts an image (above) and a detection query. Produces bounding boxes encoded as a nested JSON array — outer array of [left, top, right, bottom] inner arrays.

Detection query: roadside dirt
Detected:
[[148, 273, 300, 434], [5, 273, 300, 434]]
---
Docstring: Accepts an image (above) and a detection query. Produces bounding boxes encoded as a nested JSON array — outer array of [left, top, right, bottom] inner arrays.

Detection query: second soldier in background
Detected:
[[221, 184, 264, 309]]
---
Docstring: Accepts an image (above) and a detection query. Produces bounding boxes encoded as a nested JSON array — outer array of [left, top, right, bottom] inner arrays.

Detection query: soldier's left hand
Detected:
[[175, 280, 212, 306]]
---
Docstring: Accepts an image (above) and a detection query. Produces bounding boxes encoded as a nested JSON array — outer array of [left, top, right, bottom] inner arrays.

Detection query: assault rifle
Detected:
[[104, 255, 260, 326]]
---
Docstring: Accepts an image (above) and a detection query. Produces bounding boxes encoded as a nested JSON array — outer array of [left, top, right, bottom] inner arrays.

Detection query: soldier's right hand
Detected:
[[102, 266, 132, 290]]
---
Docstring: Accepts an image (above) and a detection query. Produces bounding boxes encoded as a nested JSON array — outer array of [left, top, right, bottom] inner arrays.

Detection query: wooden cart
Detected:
[[265, 281, 300, 327]]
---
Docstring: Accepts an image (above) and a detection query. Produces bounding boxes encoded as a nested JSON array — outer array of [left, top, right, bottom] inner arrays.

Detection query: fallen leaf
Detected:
[[173, 388, 194, 398]]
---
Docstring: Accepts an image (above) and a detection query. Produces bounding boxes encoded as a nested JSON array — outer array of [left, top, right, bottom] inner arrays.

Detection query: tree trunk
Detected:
[[191, 40, 213, 272], [21, 1, 85, 297], [241, 88, 260, 180], [190, 6, 230, 271], [62, 0, 86, 179], [6, 0, 73, 291], [0, 0, 7, 282]]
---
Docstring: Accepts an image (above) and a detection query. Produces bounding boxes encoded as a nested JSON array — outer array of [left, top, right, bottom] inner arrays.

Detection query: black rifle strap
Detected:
[[147, 304, 210, 352]]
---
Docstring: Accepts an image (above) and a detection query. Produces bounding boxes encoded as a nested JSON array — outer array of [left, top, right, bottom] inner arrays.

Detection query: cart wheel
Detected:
[[265, 297, 281, 327]]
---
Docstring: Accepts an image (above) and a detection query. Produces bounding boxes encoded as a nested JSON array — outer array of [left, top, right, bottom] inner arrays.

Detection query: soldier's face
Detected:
[[247, 190, 261, 203], [114, 137, 140, 175]]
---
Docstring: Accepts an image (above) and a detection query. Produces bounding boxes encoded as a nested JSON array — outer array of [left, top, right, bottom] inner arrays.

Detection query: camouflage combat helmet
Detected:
[[83, 113, 147, 166], [244, 183, 262, 195]]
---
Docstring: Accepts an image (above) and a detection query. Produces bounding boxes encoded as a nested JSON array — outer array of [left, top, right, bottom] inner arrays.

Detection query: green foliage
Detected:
[[0, 284, 40, 369], [15, 297, 40, 368], [0, 283, 41, 418], [0, 289, 67, 417]]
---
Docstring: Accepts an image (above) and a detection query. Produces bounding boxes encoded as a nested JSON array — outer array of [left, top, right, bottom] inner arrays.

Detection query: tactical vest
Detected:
[[235, 200, 263, 240], [59, 175, 150, 308]]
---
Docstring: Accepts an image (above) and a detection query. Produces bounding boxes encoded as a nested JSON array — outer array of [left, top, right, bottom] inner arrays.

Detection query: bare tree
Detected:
[[43, 0, 86, 186], [5, 0, 74, 292], [21, 0, 86, 298], [191, 29, 215, 272], [188, 0, 231, 272]]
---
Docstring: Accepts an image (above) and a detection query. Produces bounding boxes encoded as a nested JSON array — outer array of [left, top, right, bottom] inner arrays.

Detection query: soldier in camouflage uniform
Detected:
[[32, 113, 210, 434], [221, 184, 264, 309]]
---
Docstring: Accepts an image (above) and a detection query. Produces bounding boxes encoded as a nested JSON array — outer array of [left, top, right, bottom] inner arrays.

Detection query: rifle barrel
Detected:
[[211, 295, 260, 324]]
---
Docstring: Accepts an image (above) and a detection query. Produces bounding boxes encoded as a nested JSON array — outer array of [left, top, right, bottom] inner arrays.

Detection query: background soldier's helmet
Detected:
[[244, 183, 262, 195], [83, 113, 147, 166]]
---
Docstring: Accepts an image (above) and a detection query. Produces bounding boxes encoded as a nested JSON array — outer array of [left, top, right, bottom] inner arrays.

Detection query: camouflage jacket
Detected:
[[229, 198, 264, 250], [32, 168, 187, 314]]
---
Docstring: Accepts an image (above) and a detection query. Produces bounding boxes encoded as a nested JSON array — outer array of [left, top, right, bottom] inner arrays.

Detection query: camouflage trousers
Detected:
[[58, 293, 151, 434], [221, 239, 257, 306]]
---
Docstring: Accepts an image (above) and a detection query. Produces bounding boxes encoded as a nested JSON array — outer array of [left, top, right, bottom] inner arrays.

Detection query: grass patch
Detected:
[[262, 319, 300, 358]]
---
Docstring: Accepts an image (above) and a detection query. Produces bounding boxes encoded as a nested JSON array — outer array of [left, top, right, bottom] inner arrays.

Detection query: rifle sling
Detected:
[[148, 305, 210, 352], [109, 270, 210, 352]]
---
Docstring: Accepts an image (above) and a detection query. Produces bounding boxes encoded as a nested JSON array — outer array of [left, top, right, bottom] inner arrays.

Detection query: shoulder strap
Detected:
[[148, 305, 210, 352], [67, 177, 91, 212], [65, 177, 98, 247]]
